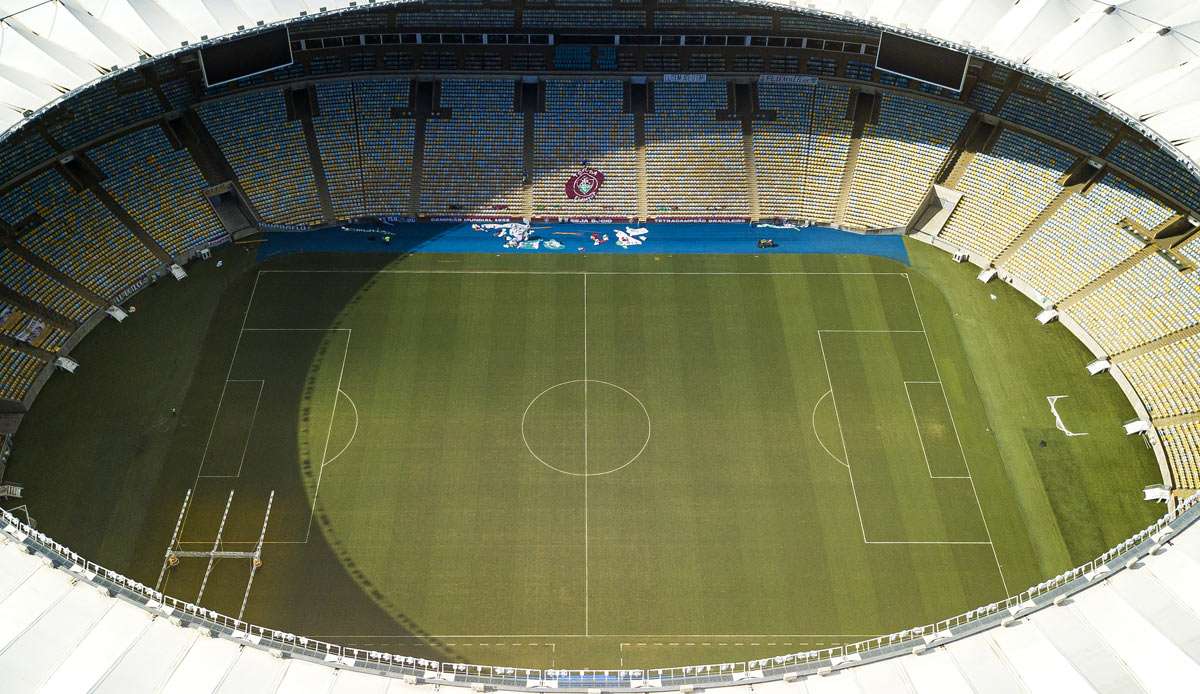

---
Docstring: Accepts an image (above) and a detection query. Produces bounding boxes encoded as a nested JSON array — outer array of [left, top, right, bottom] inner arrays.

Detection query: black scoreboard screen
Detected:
[[875, 32, 969, 92], [200, 27, 293, 88]]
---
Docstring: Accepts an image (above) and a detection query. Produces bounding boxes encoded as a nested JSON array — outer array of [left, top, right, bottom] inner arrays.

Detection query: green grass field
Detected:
[[5, 241, 1164, 669]]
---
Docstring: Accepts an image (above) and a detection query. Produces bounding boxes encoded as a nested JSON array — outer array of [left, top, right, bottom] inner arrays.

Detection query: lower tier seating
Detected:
[[1158, 421, 1200, 489], [754, 82, 852, 223], [0, 250, 95, 323], [532, 112, 637, 218], [198, 89, 323, 226], [844, 94, 969, 230], [940, 131, 1071, 262], [2, 169, 158, 299], [1119, 333, 1200, 419], [89, 126, 227, 257], [1067, 252, 1200, 354], [1002, 175, 1170, 303], [0, 344, 43, 402]]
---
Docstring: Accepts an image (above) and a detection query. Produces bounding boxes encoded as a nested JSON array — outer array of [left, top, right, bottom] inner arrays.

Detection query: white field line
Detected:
[[304, 328, 352, 544], [175, 271, 263, 557], [176, 305, 354, 548], [904, 274, 1010, 595], [817, 329, 994, 547], [322, 389, 361, 467], [903, 381, 970, 480], [582, 272, 590, 637], [811, 390, 849, 469], [816, 331, 868, 544]]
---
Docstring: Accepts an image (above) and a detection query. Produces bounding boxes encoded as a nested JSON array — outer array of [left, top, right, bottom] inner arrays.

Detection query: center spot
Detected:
[[521, 379, 650, 477]]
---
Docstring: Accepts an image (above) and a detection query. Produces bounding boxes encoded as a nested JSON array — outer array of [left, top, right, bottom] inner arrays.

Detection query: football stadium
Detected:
[[1, 0, 1200, 691]]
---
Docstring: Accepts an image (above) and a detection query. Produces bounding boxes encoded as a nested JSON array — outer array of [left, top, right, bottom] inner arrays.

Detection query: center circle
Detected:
[[521, 379, 650, 477]]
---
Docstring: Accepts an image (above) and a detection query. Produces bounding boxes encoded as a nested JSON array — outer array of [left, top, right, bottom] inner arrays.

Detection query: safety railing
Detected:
[[3, 491, 1197, 690]]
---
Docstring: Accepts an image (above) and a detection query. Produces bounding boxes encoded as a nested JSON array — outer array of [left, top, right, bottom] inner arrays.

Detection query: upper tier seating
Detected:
[[940, 131, 1072, 262], [44, 78, 163, 152], [844, 94, 969, 230], [533, 80, 636, 218], [1108, 137, 1200, 214], [0, 344, 44, 402], [1003, 174, 1171, 303], [1157, 421, 1200, 489], [646, 81, 748, 218], [0, 250, 94, 323], [1067, 252, 1200, 354], [420, 80, 523, 218], [1119, 333, 1200, 419], [198, 89, 323, 226], [527, 10, 644, 29], [0, 169, 158, 299], [0, 128, 55, 187], [999, 85, 1114, 156], [754, 82, 852, 223], [88, 126, 227, 258]]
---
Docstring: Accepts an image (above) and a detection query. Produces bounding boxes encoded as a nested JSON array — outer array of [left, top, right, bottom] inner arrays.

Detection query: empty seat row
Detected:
[[1157, 421, 1200, 489], [88, 126, 227, 258], [198, 89, 323, 226], [940, 131, 1072, 262], [1067, 253, 1200, 354], [844, 94, 970, 230], [1119, 333, 1200, 419], [753, 82, 852, 223], [1002, 174, 1170, 302]]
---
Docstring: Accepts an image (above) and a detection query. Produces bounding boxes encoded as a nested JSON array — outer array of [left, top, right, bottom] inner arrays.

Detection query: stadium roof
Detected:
[[1, 1, 1199, 157]]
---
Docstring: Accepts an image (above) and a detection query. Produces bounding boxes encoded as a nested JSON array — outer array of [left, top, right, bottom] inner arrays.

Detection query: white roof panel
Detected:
[[39, 599, 153, 694]]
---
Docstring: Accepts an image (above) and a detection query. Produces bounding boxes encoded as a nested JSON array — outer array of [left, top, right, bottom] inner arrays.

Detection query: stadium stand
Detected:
[[527, 10, 644, 30], [420, 80, 523, 218], [532, 80, 636, 218], [844, 93, 969, 229], [356, 80, 416, 217], [654, 11, 772, 31], [940, 131, 1071, 261], [999, 86, 1113, 156], [198, 89, 324, 226], [88, 126, 228, 258], [1107, 136, 1200, 214], [0, 250, 95, 323], [0, 169, 158, 299], [0, 303, 65, 351], [646, 81, 748, 219], [754, 81, 852, 223], [1066, 252, 1200, 354], [967, 83, 1002, 113], [44, 78, 164, 152], [1118, 333, 1200, 419], [312, 81, 363, 220], [0, 343, 44, 400], [1158, 421, 1200, 489], [1002, 175, 1170, 302], [0, 129, 55, 186]]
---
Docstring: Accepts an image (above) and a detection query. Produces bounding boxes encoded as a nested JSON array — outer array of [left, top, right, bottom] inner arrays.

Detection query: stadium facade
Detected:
[[2, 0, 1200, 690]]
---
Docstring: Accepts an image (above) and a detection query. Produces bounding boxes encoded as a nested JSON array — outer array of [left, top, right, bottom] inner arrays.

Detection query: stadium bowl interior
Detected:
[[1, 0, 1200, 690]]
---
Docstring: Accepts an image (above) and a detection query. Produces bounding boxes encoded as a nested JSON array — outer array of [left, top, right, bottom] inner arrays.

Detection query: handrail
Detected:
[[3, 492, 1196, 690]]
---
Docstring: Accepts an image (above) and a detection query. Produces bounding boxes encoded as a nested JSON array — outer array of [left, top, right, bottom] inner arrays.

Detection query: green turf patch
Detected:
[[4, 245, 1166, 668]]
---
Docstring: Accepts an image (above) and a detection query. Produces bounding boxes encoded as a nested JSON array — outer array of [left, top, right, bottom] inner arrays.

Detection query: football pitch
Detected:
[[9, 242, 1164, 669]]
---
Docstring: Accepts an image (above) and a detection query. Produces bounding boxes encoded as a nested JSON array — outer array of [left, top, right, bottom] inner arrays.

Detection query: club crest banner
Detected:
[[565, 167, 605, 201]]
